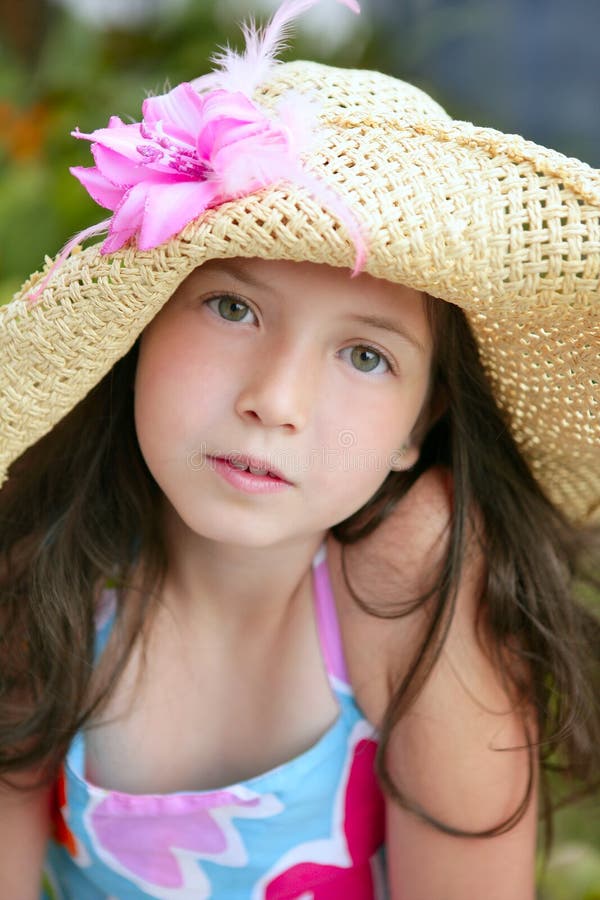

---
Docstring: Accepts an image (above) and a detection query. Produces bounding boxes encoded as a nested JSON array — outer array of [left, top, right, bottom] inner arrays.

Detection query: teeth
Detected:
[[226, 459, 273, 476], [249, 465, 270, 476]]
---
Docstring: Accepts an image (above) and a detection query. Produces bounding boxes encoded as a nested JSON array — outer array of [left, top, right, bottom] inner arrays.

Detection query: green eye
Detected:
[[348, 345, 389, 374], [210, 294, 252, 322]]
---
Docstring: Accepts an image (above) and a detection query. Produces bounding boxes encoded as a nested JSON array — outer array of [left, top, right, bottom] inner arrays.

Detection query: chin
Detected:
[[177, 510, 291, 549]]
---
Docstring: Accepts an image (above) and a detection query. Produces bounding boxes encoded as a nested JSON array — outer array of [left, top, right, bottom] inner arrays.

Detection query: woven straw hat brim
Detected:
[[2, 61, 599, 521]]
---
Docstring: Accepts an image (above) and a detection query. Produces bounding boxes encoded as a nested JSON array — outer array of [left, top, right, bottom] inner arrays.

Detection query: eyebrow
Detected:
[[202, 260, 278, 294], [344, 313, 426, 353]]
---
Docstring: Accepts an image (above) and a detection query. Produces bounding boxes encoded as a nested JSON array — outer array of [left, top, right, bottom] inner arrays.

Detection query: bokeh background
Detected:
[[1, 1, 598, 896]]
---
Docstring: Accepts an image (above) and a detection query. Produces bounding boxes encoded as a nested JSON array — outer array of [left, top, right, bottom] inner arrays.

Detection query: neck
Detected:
[[156, 498, 326, 628]]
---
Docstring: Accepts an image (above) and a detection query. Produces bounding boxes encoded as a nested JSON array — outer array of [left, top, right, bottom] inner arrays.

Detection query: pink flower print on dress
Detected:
[[85, 786, 283, 900], [258, 720, 386, 899]]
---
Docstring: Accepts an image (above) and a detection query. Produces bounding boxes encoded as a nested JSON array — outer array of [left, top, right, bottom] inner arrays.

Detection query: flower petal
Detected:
[[218, 116, 276, 149], [72, 121, 144, 163], [92, 144, 180, 186], [138, 179, 220, 249], [110, 182, 148, 239], [201, 90, 265, 124], [101, 227, 136, 254], [142, 83, 206, 141], [195, 90, 268, 158], [69, 165, 124, 211], [210, 129, 294, 196]]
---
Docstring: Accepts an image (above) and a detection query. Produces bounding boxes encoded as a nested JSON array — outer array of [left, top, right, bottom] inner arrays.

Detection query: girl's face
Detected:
[[135, 258, 434, 548]]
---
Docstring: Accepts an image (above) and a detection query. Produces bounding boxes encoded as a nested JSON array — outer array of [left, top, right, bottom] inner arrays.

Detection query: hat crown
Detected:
[[246, 59, 451, 126]]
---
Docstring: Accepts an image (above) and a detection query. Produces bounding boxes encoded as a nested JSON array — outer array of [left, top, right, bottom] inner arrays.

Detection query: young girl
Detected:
[[1, 1, 599, 898]]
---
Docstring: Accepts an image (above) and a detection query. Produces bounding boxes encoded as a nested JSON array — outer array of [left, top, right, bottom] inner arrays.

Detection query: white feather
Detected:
[[193, 0, 360, 97]]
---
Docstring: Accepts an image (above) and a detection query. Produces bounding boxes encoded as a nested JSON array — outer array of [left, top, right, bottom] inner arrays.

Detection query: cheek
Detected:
[[317, 390, 415, 458], [134, 333, 196, 461], [309, 409, 396, 495], [133, 329, 241, 462], [305, 452, 389, 529]]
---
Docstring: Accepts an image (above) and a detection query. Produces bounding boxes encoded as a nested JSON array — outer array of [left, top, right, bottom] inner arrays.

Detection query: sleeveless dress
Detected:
[[41, 541, 387, 899]]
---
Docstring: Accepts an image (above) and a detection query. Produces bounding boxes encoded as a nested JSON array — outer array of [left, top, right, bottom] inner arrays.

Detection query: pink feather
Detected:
[[195, 0, 360, 97], [26, 219, 112, 308]]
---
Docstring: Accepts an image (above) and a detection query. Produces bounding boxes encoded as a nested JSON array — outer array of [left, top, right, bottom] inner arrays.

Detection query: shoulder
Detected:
[[330, 464, 537, 838], [328, 465, 456, 726], [0, 776, 52, 896]]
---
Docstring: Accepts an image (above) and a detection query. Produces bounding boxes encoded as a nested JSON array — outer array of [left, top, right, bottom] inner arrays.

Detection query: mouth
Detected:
[[211, 454, 292, 484]]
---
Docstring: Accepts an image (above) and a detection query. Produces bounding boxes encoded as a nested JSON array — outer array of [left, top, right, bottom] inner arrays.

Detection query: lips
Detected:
[[213, 454, 291, 483]]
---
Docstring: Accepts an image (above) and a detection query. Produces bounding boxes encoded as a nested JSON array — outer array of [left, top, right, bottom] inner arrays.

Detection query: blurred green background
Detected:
[[0, 1, 598, 896]]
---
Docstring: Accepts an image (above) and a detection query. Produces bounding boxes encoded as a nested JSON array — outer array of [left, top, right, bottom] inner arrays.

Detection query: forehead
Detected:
[[173, 257, 431, 350]]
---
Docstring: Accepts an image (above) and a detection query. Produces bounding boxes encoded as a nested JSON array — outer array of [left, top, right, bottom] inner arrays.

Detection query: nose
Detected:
[[234, 340, 316, 431]]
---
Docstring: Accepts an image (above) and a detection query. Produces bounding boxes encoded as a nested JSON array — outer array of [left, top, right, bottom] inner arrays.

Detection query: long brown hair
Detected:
[[333, 298, 600, 844], [1, 295, 598, 846]]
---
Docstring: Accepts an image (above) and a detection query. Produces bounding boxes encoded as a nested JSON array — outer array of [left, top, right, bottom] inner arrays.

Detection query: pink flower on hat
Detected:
[[70, 83, 316, 255], [27, 0, 365, 305]]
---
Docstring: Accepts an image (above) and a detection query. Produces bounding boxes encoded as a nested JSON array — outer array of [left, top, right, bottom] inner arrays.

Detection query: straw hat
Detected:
[[2, 6, 599, 522]]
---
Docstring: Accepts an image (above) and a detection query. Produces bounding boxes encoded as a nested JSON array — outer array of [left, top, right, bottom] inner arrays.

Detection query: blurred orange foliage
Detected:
[[0, 100, 49, 161]]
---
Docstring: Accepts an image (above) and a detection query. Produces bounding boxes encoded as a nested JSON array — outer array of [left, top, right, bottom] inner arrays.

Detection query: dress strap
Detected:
[[94, 586, 118, 661], [312, 541, 352, 695]]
